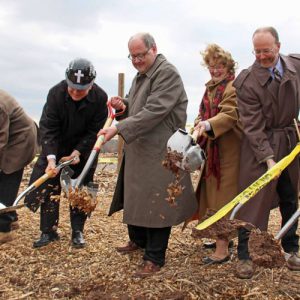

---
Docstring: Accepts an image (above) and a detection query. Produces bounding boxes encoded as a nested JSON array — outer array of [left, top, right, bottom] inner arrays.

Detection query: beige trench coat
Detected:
[[113, 54, 197, 228], [0, 90, 38, 174], [233, 54, 300, 230], [195, 80, 242, 220]]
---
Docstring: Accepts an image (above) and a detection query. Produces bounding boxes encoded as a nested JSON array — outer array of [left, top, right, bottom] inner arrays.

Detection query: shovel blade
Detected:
[[167, 129, 206, 172], [183, 145, 206, 172], [60, 166, 76, 195], [87, 182, 99, 199]]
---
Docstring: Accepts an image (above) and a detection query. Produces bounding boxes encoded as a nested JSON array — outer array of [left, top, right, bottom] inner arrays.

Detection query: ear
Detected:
[[152, 44, 158, 54], [276, 42, 281, 51]]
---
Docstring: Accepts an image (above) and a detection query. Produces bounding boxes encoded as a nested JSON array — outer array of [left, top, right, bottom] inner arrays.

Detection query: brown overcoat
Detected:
[[112, 54, 198, 228], [233, 54, 300, 230], [196, 80, 242, 219], [0, 89, 38, 174]]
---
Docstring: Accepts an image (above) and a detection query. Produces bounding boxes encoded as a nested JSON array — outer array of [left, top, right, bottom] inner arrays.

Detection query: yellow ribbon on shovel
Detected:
[[196, 143, 300, 231]]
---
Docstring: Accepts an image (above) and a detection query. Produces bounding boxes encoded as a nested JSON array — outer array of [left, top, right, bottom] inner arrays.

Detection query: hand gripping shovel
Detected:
[[167, 128, 206, 172], [60, 100, 125, 195], [0, 158, 75, 214]]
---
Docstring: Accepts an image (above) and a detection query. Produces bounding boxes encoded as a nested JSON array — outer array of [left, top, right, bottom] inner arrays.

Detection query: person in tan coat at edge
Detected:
[[190, 44, 242, 264], [0, 89, 38, 244], [233, 26, 300, 279], [98, 32, 197, 278]]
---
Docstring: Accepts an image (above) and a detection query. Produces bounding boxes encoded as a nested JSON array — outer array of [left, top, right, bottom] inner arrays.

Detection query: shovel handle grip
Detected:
[[32, 170, 55, 188], [94, 116, 114, 151], [192, 127, 200, 142]]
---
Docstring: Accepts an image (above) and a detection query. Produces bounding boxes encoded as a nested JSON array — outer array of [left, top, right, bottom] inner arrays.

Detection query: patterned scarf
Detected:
[[198, 74, 235, 189]]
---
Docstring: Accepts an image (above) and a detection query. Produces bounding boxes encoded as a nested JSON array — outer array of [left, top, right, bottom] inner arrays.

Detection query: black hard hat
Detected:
[[65, 58, 96, 90]]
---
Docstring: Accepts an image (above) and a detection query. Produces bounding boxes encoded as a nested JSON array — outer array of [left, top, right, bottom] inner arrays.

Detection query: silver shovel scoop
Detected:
[[60, 166, 99, 200], [167, 128, 206, 172]]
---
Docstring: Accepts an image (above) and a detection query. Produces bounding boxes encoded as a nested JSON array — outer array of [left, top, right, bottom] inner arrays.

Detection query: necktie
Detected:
[[273, 67, 282, 82]]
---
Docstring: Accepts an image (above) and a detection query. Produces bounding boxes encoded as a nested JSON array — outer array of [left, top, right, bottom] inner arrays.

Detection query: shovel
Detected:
[[167, 128, 206, 172], [60, 100, 125, 194], [0, 158, 75, 214]]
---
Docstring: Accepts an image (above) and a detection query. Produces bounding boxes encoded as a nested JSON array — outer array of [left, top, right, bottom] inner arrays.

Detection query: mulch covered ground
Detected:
[[0, 158, 300, 300]]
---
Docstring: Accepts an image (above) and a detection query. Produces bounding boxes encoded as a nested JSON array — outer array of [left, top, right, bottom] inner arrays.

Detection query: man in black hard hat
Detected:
[[25, 58, 108, 248]]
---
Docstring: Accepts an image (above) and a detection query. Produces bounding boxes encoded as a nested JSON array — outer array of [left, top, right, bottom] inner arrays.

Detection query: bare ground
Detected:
[[0, 160, 300, 300]]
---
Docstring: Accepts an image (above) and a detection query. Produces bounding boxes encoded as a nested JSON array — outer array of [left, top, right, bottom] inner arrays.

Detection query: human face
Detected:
[[128, 38, 157, 74], [252, 31, 280, 68], [67, 86, 91, 101], [207, 59, 228, 82]]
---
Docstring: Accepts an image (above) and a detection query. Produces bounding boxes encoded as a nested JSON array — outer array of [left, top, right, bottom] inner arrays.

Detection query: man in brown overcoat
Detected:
[[233, 26, 300, 279], [99, 32, 197, 277], [0, 89, 38, 244]]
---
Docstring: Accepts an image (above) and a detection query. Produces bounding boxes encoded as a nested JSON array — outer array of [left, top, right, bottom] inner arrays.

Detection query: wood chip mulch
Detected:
[[0, 160, 300, 300]]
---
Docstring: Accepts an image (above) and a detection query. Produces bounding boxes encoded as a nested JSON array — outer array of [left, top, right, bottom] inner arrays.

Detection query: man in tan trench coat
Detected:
[[0, 89, 38, 244], [99, 32, 197, 277], [233, 26, 300, 279]]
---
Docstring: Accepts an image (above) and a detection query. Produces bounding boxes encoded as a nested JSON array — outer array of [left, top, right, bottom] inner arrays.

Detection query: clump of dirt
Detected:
[[162, 148, 183, 174], [249, 229, 285, 268], [68, 187, 98, 214], [51, 187, 98, 214], [162, 148, 185, 206], [191, 209, 254, 240]]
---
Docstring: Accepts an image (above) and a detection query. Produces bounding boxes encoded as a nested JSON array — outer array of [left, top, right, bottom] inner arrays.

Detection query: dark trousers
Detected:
[[128, 224, 171, 267], [0, 169, 24, 232], [25, 157, 95, 234], [238, 169, 299, 259]]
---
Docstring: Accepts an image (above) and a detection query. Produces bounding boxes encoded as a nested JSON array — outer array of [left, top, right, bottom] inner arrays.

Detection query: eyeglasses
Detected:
[[252, 48, 274, 55], [128, 48, 151, 61], [207, 64, 226, 71]]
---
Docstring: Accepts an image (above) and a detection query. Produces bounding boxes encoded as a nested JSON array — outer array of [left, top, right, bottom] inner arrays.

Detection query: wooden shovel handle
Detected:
[[32, 170, 56, 188], [191, 127, 201, 142], [94, 116, 114, 150]]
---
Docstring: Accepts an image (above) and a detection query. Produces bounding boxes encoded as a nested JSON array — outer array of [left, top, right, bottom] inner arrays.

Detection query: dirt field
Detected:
[[0, 161, 300, 300]]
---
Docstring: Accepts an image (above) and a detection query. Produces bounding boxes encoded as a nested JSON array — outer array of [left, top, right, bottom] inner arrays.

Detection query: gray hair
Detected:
[[252, 26, 280, 43], [129, 32, 156, 48]]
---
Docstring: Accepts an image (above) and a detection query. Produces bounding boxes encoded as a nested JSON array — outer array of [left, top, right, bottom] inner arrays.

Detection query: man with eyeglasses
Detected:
[[233, 26, 300, 279], [98, 32, 197, 278]]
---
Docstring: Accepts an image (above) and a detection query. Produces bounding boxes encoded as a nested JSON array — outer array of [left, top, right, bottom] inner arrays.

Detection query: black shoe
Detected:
[[203, 240, 234, 249], [72, 230, 85, 248], [33, 232, 60, 248]]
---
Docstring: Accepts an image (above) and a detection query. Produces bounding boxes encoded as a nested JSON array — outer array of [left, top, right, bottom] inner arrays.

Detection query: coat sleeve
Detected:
[[234, 72, 274, 163], [74, 91, 108, 154], [116, 65, 185, 144], [39, 90, 61, 157], [206, 81, 239, 139], [0, 108, 9, 161]]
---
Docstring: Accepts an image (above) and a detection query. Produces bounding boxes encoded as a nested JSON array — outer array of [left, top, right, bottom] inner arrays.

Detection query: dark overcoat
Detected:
[[25, 80, 108, 211], [233, 54, 300, 230], [110, 54, 197, 228]]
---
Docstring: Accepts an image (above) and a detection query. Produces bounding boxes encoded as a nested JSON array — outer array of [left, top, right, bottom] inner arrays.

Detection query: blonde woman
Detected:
[[194, 44, 242, 264]]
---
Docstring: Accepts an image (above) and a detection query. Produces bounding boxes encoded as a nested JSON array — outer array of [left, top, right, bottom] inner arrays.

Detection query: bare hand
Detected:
[[194, 121, 206, 137], [60, 150, 80, 165], [45, 159, 59, 177], [97, 125, 118, 144], [110, 96, 126, 110], [266, 158, 280, 179]]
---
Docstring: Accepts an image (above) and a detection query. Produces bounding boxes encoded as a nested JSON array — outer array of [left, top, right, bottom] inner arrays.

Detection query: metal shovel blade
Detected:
[[167, 129, 206, 172], [60, 166, 99, 197], [60, 166, 75, 196]]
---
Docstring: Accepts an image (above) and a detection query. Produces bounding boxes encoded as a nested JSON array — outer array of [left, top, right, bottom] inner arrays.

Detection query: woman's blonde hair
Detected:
[[201, 44, 237, 74]]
